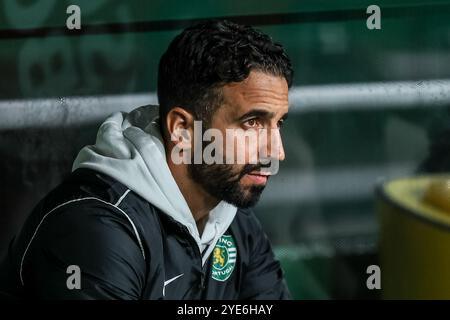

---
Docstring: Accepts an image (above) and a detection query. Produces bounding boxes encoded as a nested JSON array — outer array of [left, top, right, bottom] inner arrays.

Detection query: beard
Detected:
[[188, 162, 266, 208]]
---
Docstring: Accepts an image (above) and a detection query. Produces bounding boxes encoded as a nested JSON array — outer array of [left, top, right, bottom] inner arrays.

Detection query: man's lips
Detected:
[[245, 171, 271, 184]]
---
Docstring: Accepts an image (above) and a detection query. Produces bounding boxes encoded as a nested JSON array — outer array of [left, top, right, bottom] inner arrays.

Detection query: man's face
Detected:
[[189, 70, 289, 208]]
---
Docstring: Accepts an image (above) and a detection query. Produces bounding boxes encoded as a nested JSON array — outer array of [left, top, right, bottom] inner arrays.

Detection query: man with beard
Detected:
[[0, 19, 293, 299]]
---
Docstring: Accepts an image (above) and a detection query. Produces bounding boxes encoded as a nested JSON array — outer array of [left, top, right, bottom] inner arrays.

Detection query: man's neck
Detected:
[[166, 156, 219, 236]]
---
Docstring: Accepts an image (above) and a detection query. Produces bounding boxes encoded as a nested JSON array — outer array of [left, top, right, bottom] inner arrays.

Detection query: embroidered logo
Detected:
[[211, 234, 237, 281]]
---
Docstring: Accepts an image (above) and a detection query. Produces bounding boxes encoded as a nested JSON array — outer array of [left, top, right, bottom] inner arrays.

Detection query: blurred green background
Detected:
[[1, 0, 450, 299]]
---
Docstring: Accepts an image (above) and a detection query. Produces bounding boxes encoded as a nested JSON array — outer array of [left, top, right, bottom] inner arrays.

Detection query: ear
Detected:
[[165, 107, 195, 149]]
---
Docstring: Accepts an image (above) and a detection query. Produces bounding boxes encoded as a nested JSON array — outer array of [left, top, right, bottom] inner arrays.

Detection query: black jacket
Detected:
[[0, 168, 290, 299]]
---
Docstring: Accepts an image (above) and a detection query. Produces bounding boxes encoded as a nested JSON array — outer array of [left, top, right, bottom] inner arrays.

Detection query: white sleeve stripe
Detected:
[[19, 192, 145, 286], [114, 189, 130, 206]]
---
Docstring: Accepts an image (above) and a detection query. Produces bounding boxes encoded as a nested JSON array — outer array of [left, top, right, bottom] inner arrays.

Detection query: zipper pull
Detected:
[[198, 272, 206, 291]]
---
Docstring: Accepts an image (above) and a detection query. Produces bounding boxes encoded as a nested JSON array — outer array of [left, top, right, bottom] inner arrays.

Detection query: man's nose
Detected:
[[266, 128, 285, 162], [275, 129, 285, 161]]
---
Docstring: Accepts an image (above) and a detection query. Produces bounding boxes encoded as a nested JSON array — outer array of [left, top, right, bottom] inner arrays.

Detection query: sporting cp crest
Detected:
[[211, 234, 237, 281]]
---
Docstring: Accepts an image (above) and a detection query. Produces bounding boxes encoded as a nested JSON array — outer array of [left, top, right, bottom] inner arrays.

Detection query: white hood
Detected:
[[72, 105, 237, 265]]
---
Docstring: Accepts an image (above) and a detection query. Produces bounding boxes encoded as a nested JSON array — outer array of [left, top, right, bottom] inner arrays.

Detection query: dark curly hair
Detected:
[[157, 19, 293, 128]]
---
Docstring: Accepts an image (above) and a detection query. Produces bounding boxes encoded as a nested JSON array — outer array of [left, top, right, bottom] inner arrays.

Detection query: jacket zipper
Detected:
[[179, 225, 209, 294]]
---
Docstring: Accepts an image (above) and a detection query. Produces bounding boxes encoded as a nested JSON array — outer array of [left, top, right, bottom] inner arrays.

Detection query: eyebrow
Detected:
[[238, 108, 288, 122]]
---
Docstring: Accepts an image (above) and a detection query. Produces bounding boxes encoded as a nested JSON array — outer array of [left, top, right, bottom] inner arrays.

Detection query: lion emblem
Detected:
[[213, 247, 225, 267]]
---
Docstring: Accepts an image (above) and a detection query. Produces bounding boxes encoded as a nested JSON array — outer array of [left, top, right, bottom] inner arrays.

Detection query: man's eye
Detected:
[[277, 120, 284, 128], [244, 118, 258, 128]]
